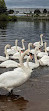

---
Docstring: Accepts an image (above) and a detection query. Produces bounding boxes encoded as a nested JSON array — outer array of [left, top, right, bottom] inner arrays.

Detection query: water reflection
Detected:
[[0, 95, 28, 111], [0, 21, 8, 29]]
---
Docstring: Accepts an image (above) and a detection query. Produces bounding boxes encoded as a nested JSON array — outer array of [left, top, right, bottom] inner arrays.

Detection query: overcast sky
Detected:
[[5, 0, 49, 8]]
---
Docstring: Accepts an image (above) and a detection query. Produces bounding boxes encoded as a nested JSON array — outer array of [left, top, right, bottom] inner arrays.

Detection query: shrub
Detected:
[[8, 15, 17, 21], [0, 14, 8, 21]]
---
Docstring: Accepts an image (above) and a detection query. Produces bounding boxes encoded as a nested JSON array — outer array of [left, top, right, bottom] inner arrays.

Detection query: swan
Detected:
[[7, 40, 18, 55], [24, 43, 33, 59], [31, 42, 41, 54], [10, 43, 32, 60], [33, 34, 43, 47], [37, 42, 48, 58], [0, 44, 10, 62], [46, 47, 49, 52], [11, 39, 25, 51], [39, 55, 49, 66], [0, 49, 21, 68], [24, 47, 39, 69], [0, 60, 19, 68], [46, 42, 49, 52], [0, 49, 33, 95], [10, 49, 23, 60]]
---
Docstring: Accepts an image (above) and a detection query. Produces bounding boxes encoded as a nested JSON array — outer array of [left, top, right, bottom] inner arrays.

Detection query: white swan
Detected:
[[0, 60, 19, 68], [11, 39, 25, 51], [46, 47, 49, 52], [10, 43, 32, 60], [7, 40, 18, 55], [24, 47, 39, 69], [39, 55, 49, 66], [46, 42, 49, 52], [37, 42, 48, 58], [0, 48, 21, 68], [0, 44, 10, 62], [33, 34, 43, 47], [31, 42, 41, 54], [24, 43, 33, 59], [10, 49, 22, 60], [0, 49, 33, 94]]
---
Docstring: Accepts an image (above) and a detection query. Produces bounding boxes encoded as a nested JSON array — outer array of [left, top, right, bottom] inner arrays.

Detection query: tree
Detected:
[[8, 9, 14, 14], [43, 9, 47, 14], [34, 9, 41, 14], [0, 0, 7, 13]]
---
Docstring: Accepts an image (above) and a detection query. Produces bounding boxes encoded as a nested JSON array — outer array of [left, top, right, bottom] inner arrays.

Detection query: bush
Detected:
[[34, 14, 39, 17], [0, 14, 17, 21], [0, 14, 8, 21], [8, 9, 14, 14], [8, 15, 17, 21]]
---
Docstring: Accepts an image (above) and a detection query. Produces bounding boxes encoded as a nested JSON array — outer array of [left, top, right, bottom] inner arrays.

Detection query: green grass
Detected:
[[0, 14, 17, 21], [0, 14, 49, 22]]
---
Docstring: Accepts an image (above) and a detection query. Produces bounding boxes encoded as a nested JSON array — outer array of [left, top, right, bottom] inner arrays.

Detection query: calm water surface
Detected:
[[0, 21, 49, 111]]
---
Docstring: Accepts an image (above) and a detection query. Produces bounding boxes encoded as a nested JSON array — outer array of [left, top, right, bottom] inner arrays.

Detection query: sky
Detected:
[[5, 0, 49, 8]]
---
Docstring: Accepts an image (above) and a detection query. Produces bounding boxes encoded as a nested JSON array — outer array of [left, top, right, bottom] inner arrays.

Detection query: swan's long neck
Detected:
[[28, 43, 31, 50], [19, 50, 32, 74], [26, 56, 31, 68], [4, 46, 9, 59], [20, 50, 29, 67], [34, 49, 38, 64], [44, 42, 47, 53], [22, 41, 25, 50], [28, 43, 32, 50], [41, 36, 43, 46], [15, 40, 18, 50]]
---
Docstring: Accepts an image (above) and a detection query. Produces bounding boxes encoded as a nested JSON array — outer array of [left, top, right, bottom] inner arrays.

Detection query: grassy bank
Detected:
[[0, 14, 17, 21], [17, 15, 49, 21], [0, 14, 49, 22]]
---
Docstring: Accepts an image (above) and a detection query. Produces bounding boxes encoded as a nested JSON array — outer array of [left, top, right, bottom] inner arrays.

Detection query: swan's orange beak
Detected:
[[21, 50, 24, 53], [21, 50, 25, 53]]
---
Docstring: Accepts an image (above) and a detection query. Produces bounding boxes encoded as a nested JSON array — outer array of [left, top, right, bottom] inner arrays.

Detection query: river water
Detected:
[[0, 21, 49, 111]]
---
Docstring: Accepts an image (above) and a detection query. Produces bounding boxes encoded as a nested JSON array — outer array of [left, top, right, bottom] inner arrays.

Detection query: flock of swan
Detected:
[[0, 34, 49, 95]]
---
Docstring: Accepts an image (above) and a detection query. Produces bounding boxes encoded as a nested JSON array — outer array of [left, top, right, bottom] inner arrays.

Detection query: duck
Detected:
[[33, 34, 43, 47], [0, 49, 33, 95], [0, 44, 10, 62], [37, 42, 48, 58]]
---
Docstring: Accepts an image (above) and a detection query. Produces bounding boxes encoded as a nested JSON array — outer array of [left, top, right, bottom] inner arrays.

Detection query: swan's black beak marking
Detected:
[[21, 49, 25, 53], [29, 52, 33, 60]]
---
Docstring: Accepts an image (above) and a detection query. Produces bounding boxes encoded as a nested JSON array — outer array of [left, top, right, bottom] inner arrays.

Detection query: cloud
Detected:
[[5, 0, 49, 8]]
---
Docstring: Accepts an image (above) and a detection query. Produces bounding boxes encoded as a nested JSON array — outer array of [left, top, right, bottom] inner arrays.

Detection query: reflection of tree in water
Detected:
[[42, 21, 46, 33], [34, 20, 40, 33], [0, 21, 7, 29], [0, 95, 28, 111]]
